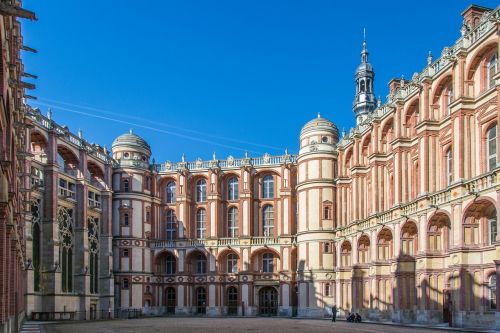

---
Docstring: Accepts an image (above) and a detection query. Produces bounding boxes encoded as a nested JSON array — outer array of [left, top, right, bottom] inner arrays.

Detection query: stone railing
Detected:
[[154, 153, 297, 173], [151, 236, 294, 249], [29, 107, 111, 164], [336, 169, 500, 238]]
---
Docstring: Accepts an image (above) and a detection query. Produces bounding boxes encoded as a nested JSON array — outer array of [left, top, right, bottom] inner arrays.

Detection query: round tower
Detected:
[[296, 114, 339, 317], [111, 130, 155, 312]]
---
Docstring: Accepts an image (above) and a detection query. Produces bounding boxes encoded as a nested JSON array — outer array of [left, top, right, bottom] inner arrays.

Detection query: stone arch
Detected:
[[462, 197, 497, 246], [466, 41, 498, 80]]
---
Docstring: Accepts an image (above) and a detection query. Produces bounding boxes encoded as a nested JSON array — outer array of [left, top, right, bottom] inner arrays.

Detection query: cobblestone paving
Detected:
[[43, 317, 454, 333]]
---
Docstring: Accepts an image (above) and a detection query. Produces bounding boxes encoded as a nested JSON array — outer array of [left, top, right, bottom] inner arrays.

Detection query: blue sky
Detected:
[[22, 1, 499, 163]]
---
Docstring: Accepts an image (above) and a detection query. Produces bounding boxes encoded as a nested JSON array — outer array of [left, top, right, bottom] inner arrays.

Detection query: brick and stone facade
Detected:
[[2, 2, 500, 332], [0, 2, 35, 333]]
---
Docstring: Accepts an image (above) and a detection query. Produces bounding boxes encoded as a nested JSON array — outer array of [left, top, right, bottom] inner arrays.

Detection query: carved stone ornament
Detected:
[[227, 155, 235, 166], [195, 158, 203, 168], [263, 153, 270, 164]]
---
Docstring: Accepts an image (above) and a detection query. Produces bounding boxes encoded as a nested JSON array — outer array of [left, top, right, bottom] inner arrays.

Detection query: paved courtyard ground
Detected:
[[41, 317, 459, 333]]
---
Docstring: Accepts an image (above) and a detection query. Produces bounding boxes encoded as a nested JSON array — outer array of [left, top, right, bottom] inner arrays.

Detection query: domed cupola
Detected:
[[111, 129, 151, 161], [353, 33, 376, 125], [299, 113, 339, 155]]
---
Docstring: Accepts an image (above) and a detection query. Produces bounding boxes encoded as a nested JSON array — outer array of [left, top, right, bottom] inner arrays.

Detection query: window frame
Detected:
[[228, 207, 239, 238], [166, 181, 176, 203], [262, 253, 274, 273], [487, 124, 497, 172], [262, 175, 274, 199], [196, 179, 207, 203], [196, 208, 207, 239], [228, 177, 239, 201], [263, 205, 274, 237]]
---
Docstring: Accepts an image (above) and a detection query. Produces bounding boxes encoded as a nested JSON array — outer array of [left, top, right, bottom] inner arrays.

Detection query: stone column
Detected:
[[42, 129, 59, 311]]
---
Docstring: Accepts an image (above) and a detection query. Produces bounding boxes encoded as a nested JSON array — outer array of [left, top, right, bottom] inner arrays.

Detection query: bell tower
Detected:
[[353, 32, 376, 124]]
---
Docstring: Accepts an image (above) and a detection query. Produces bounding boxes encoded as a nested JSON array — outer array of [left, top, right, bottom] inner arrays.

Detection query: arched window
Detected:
[[123, 213, 129, 226], [196, 254, 207, 274], [196, 179, 207, 202], [196, 209, 206, 239], [58, 207, 74, 292], [166, 181, 176, 203], [488, 53, 498, 89], [166, 254, 176, 274], [487, 124, 497, 171], [446, 148, 452, 186], [123, 179, 129, 192], [166, 210, 176, 240], [401, 222, 418, 256], [31, 199, 41, 292], [262, 175, 274, 199], [377, 228, 393, 260], [228, 177, 239, 200], [263, 205, 274, 237], [341, 242, 352, 267], [228, 207, 239, 238], [227, 253, 238, 273], [262, 253, 274, 273], [88, 216, 99, 294], [358, 236, 370, 264], [489, 275, 497, 310], [428, 214, 450, 251]]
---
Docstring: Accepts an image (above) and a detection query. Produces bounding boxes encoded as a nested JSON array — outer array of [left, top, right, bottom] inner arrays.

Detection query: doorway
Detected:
[[196, 287, 206, 314], [166, 287, 176, 314], [259, 287, 278, 316], [227, 286, 238, 315]]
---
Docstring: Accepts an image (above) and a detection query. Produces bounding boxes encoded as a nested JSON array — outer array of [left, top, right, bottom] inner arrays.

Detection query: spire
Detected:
[[361, 28, 368, 63]]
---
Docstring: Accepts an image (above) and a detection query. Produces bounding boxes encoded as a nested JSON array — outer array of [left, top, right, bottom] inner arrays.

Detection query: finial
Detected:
[[245, 151, 248, 158], [103, 145, 108, 154], [181, 153, 185, 162], [317, 112, 321, 118], [342, 128, 346, 137], [377, 96, 381, 108], [78, 129, 82, 139], [400, 75, 405, 88], [361, 29, 368, 63], [427, 51, 433, 66], [129, 128, 133, 134], [47, 108, 52, 120], [212, 151, 216, 161], [284, 148, 288, 155]]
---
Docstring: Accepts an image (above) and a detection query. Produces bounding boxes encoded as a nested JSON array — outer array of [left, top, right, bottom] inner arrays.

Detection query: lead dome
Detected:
[[112, 129, 151, 161], [300, 114, 339, 142]]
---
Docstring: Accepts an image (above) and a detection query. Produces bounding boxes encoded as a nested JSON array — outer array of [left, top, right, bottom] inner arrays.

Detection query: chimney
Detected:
[[461, 4, 492, 29]]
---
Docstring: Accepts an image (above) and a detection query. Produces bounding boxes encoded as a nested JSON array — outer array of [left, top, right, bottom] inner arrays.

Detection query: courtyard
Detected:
[[41, 317, 457, 333]]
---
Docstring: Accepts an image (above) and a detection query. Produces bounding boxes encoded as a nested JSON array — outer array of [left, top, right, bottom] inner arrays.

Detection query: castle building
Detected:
[[0, 2, 36, 333], [14, 3, 500, 331]]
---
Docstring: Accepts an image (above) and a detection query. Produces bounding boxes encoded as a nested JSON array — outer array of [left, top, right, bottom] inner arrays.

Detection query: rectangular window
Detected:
[[325, 283, 331, 297], [123, 279, 129, 289], [123, 249, 129, 257], [489, 218, 497, 245]]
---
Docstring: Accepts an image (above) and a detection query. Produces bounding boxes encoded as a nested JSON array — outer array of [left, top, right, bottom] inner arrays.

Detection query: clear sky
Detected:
[[21, 1, 499, 163]]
